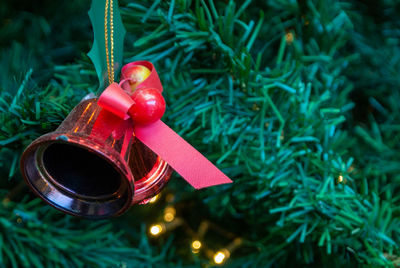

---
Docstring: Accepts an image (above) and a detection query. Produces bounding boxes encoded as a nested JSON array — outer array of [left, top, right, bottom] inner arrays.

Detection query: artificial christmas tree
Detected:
[[1, 0, 400, 267]]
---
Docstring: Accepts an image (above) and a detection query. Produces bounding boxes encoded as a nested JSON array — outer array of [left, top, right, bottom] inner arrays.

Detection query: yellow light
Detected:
[[164, 212, 174, 222], [285, 32, 294, 44], [338, 175, 343, 183], [149, 194, 160, 203], [213, 251, 226, 264], [149, 224, 163, 236], [192, 240, 202, 250], [163, 206, 176, 222]]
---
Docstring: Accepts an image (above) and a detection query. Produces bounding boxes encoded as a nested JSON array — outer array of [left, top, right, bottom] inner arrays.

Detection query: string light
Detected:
[[149, 194, 160, 203], [285, 32, 294, 44], [163, 206, 176, 222], [147, 197, 242, 262], [337, 174, 347, 184], [252, 103, 260, 111], [212, 238, 242, 264], [149, 224, 164, 236], [191, 240, 202, 253], [139, 194, 161, 205], [213, 249, 230, 265], [149, 218, 184, 237], [213, 252, 225, 264]]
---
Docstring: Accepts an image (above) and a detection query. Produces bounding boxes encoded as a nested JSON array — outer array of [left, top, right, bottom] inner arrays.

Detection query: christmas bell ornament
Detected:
[[20, 0, 232, 219], [21, 95, 172, 218]]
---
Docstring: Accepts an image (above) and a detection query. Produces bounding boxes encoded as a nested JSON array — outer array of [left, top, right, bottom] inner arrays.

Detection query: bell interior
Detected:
[[22, 139, 133, 219], [42, 143, 122, 197]]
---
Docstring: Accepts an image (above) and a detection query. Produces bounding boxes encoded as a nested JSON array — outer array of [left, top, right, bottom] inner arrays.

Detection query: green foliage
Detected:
[[1, 0, 400, 267], [0, 194, 180, 267]]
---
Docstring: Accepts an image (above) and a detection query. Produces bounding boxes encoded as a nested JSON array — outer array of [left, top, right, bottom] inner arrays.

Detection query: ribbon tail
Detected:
[[134, 120, 232, 189], [120, 123, 133, 158]]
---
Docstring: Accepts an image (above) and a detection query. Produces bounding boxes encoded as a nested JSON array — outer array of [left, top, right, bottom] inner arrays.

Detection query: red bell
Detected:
[[20, 96, 172, 219]]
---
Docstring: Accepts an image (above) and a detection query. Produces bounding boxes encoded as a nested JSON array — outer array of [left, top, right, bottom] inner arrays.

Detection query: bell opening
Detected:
[[21, 138, 134, 219], [43, 143, 122, 198]]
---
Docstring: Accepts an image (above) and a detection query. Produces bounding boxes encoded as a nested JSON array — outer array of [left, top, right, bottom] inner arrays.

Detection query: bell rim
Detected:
[[20, 132, 135, 219], [132, 155, 172, 204]]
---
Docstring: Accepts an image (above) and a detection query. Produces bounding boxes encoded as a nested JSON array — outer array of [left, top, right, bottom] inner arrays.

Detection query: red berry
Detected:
[[128, 88, 166, 125], [122, 65, 151, 92]]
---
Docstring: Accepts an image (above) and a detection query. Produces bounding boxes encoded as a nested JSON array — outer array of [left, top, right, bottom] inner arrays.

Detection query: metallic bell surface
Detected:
[[20, 97, 172, 219]]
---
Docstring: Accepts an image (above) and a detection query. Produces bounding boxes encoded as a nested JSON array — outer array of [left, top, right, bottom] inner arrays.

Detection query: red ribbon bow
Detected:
[[95, 61, 232, 189]]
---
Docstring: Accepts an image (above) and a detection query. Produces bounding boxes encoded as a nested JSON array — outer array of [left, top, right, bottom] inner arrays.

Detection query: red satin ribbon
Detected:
[[133, 121, 232, 189], [96, 61, 232, 189]]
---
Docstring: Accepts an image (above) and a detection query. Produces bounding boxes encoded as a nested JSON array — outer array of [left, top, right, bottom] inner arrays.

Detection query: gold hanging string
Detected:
[[104, 0, 114, 85]]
